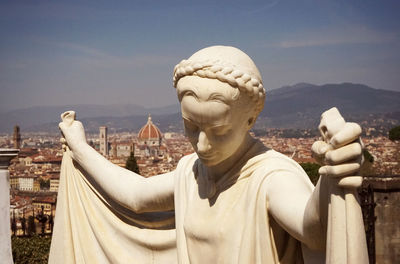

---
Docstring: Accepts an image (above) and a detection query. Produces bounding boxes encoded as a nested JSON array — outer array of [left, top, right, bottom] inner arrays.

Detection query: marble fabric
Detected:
[[49, 149, 176, 264]]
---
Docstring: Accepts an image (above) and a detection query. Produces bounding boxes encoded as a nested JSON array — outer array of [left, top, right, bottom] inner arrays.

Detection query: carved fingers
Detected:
[[311, 140, 332, 164], [61, 111, 76, 126], [318, 145, 363, 188], [329, 122, 362, 148], [319, 163, 361, 178], [60, 137, 68, 152], [58, 111, 86, 153], [313, 114, 364, 188], [325, 142, 362, 165], [337, 176, 363, 189]]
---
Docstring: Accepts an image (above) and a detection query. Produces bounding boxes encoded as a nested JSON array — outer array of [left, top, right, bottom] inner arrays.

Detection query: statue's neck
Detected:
[[206, 134, 256, 181]]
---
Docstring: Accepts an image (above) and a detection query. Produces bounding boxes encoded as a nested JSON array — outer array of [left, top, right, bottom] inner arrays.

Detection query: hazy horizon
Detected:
[[1, 81, 398, 113]]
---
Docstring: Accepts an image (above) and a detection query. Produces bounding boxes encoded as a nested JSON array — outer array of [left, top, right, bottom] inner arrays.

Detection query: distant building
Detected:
[[135, 115, 164, 158], [111, 141, 134, 158], [33, 178, 40, 192], [22, 156, 33, 166], [10, 177, 19, 190], [50, 174, 60, 192], [13, 125, 21, 149], [111, 139, 117, 158], [11, 175, 36, 191], [31, 154, 62, 166], [99, 126, 108, 157], [32, 196, 56, 214]]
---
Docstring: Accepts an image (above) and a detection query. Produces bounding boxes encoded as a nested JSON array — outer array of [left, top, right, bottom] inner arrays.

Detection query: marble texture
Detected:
[[52, 46, 368, 263]]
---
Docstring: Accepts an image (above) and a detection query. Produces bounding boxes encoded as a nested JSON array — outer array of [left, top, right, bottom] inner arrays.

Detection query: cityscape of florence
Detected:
[[1, 110, 399, 263], [1, 0, 400, 263]]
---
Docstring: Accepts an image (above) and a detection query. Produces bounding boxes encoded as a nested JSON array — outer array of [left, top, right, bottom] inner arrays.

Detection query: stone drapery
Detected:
[[50, 144, 314, 263], [49, 150, 176, 264]]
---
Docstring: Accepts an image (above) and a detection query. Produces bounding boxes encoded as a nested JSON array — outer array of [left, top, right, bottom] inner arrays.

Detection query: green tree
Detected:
[[389, 126, 400, 141], [300, 162, 321, 185], [126, 151, 140, 174], [363, 149, 374, 163], [39, 179, 50, 189], [360, 149, 375, 176], [12, 235, 51, 263]]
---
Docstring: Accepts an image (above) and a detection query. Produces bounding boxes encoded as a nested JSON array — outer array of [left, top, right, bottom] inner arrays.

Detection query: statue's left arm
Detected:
[[264, 109, 363, 252]]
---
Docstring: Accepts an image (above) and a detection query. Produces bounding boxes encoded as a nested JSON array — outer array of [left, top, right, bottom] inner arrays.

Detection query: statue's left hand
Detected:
[[311, 111, 364, 188]]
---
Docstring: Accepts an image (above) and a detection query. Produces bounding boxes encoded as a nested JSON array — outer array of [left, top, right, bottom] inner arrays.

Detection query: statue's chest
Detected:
[[183, 178, 249, 248]]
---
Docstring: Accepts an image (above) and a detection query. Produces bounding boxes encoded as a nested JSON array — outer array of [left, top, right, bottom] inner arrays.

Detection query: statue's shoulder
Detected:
[[175, 152, 198, 173], [252, 149, 309, 179], [256, 149, 298, 165], [178, 152, 198, 164]]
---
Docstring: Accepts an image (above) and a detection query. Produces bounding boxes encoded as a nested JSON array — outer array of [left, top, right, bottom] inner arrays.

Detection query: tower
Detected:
[[13, 125, 21, 149], [111, 139, 117, 158], [99, 126, 108, 157]]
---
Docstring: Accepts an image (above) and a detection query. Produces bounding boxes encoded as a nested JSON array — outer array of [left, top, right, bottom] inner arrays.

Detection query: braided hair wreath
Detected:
[[173, 59, 266, 115]]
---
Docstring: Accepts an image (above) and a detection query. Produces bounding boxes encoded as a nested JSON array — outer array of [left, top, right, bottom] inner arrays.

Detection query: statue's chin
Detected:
[[198, 154, 231, 169], [198, 154, 219, 166]]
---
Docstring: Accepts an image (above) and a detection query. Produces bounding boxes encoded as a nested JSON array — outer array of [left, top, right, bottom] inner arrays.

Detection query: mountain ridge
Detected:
[[1, 83, 399, 133]]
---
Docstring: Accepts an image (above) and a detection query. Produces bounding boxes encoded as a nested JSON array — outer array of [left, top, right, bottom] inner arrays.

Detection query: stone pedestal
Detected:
[[0, 149, 19, 264]]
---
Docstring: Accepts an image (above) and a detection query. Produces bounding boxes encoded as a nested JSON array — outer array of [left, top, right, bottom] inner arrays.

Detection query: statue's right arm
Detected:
[[59, 118, 175, 214]]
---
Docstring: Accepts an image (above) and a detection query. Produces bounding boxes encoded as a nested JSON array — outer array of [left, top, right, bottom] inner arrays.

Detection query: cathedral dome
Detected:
[[138, 115, 162, 140]]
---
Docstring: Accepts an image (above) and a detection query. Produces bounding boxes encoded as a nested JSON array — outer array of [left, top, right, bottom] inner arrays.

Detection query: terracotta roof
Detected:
[[32, 154, 62, 164], [50, 174, 60, 179], [18, 148, 39, 158], [138, 115, 162, 140], [32, 196, 56, 204]]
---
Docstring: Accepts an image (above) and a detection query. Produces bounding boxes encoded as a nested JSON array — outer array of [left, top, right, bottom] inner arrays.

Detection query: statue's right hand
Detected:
[[59, 111, 87, 154]]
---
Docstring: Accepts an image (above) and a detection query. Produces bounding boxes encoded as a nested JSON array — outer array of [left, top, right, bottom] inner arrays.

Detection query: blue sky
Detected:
[[0, 0, 399, 111]]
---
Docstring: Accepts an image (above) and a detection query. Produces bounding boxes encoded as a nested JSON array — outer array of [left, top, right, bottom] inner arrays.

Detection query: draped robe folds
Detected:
[[48, 150, 177, 264], [49, 141, 314, 263]]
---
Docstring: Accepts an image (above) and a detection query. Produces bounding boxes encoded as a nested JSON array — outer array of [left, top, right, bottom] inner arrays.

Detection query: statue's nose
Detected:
[[197, 131, 211, 153]]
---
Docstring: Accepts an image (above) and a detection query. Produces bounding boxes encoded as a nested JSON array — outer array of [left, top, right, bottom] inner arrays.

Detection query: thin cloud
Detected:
[[53, 41, 176, 69], [56, 42, 111, 58], [243, 0, 281, 15], [277, 26, 398, 48]]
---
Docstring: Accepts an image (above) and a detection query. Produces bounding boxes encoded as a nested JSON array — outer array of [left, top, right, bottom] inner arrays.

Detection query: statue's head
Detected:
[[173, 46, 265, 167]]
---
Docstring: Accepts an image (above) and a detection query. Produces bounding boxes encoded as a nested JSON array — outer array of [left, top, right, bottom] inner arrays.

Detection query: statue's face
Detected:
[[178, 76, 253, 167]]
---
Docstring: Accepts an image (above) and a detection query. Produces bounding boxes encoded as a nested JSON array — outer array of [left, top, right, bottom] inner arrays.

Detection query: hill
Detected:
[[1, 83, 399, 133], [0, 104, 180, 133], [257, 83, 400, 129]]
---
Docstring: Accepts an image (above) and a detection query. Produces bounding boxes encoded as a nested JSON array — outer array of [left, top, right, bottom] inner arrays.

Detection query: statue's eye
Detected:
[[210, 125, 231, 136]]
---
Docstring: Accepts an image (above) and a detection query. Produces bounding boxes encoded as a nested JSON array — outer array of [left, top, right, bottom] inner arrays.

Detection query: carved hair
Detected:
[[173, 59, 266, 116]]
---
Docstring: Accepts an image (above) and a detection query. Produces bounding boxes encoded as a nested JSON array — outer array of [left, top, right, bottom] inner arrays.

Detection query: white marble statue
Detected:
[[50, 46, 368, 263]]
